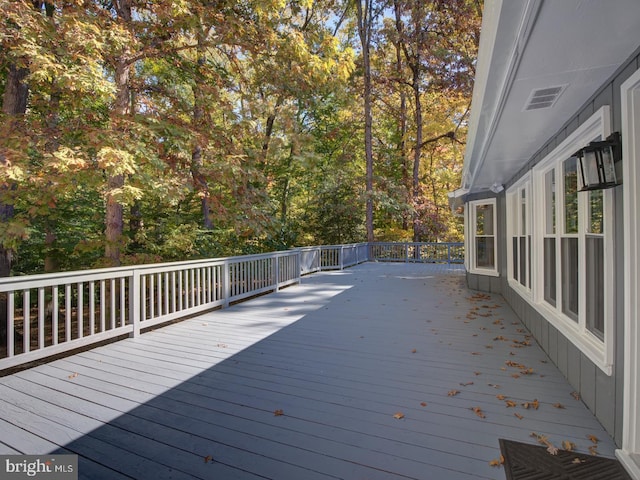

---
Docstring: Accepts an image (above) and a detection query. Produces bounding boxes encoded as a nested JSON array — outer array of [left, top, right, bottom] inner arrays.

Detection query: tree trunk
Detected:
[[105, 0, 132, 266], [394, 0, 409, 231], [191, 30, 213, 230], [357, 0, 375, 243], [1, 53, 29, 345]]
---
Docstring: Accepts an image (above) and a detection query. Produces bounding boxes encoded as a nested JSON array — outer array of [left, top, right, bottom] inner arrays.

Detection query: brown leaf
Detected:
[[572, 458, 586, 464], [587, 434, 599, 444], [474, 371, 482, 376], [460, 382, 474, 387], [448, 390, 460, 397], [411, 348, 417, 353], [274, 409, 284, 416], [496, 394, 506, 400], [547, 445, 559, 455], [562, 441, 576, 452], [471, 407, 486, 419], [553, 403, 565, 409], [204, 455, 213, 463], [589, 445, 599, 456], [571, 391, 581, 400], [488, 455, 504, 467], [470, 352, 481, 355], [514, 413, 524, 420], [393, 412, 405, 420], [511, 374, 521, 379], [420, 402, 428, 407], [68, 373, 78, 379], [505, 400, 518, 408]]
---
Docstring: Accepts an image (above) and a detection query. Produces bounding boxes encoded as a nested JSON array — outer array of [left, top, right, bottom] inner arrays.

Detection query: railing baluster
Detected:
[[23, 290, 30, 353], [100, 280, 106, 332], [77, 282, 83, 339], [8, 292, 14, 357], [38, 287, 45, 350], [89, 281, 95, 336], [52, 286, 58, 345], [110, 278, 116, 330], [120, 277, 126, 327], [65, 284, 71, 342]]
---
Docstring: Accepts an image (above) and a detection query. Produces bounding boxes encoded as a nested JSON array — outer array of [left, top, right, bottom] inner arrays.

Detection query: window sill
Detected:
[[468, 267, 500, 277]]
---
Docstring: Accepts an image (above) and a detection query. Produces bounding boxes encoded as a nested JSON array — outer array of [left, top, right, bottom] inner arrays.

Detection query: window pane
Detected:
[[544, 238, 556, 306], [564, 158, 579, 234], [586, 236, 604, 340], [561, 237, 579, 321], [545, 170, 556, 235], [512, 237, 518, 280], [476, 204, 494, 235], [589, 190, 604, 234], [521, 189, 527, 235], [476, 237, 495, 268], [519, 236, 527, 287]]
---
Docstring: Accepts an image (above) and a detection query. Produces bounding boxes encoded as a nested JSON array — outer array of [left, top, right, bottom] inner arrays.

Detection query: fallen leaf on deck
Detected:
[[474, 371, 482, 376], [588, 434, 599, 444], [448, 390, 460, 396], [522, 399, 539, 410], [411, 349, 417, 353], [68, 373, 78, 379], [471, 352, 481, 356], [572, 458, 586, 464], [514, 413, 524, 420], [488, 455, 504, 467], [553, 403, 565, 409], [589, 445, 599, 455], [571, 391, 581, 400], [420, 402, 427, 407], [274, 409, 284, 416], [393, 412, 405, 419], [496, 394, 506, 400], [562, 441, 576, 451], [471, 407, 486, 418], [204, 455, 213, 463], [505, 400, 518, 408], [511, 374, 521, 379], [460, 382, 474, 387], [547, 445, 559, 455]]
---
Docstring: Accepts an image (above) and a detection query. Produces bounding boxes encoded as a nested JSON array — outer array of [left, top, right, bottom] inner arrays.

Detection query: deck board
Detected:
[[0, 263, 619, 479]]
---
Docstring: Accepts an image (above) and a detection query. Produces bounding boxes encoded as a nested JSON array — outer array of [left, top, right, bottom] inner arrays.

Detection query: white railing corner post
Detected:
[[223, 261, 231, 308], [296, 250, 302, 283], [130, 269, 141, 338]]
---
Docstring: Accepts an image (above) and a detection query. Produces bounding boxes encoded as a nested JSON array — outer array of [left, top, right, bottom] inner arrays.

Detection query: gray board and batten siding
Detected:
[[465, 45, 640, 449]]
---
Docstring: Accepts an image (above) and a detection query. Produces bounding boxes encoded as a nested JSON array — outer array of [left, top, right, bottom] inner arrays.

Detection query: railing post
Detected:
[[130, 269, 141, 338], [448, 244, 452, 264], [405, 242, 409, 263], [274, 255, 280, 292], [340, 246, 344, 270], [223, 261, 230, 308]]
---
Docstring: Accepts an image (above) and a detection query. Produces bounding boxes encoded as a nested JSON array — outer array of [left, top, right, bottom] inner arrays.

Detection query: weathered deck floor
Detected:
[[0, 263, 618, 479]]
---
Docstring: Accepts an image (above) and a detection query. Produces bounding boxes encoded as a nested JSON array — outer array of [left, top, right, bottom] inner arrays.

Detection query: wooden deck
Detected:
[[0, 262, 618, 480]]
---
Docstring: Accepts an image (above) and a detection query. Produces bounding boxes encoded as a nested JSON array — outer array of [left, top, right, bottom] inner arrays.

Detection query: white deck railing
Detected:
[[0, 242, 461, 370]]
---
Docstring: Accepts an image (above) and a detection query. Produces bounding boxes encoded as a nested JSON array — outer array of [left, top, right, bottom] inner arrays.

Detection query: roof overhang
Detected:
[[462, 0, 640, 194]]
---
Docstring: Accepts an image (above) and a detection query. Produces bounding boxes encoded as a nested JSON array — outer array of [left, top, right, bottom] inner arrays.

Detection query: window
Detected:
[[507, 177, 531, 294], [529, 105, 614, 374], [468, 199, 498, 275]]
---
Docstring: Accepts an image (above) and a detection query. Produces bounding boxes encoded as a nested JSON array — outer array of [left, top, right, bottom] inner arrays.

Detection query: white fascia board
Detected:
[[463, 0, 542, 191]]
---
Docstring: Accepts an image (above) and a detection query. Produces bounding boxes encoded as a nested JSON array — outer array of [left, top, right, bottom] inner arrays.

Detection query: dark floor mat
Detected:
[[499, 439, 632, 480]]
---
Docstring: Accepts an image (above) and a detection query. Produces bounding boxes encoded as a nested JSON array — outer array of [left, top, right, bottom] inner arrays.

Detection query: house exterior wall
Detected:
[[465, 47, 640, 448]]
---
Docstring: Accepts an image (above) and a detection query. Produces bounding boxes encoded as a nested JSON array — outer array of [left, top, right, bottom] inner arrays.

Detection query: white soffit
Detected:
[[462, 0, 640, 194]]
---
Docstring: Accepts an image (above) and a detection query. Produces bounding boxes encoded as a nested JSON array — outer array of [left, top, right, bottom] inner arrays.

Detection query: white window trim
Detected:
[[526, 105, 614, 375], [616, 66, 640, 477], [506, 175, 532, 298], [467, 198, 499, 277]]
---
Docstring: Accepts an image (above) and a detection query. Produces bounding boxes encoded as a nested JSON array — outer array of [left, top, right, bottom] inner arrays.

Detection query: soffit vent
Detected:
[[524, 85, 567, 111]]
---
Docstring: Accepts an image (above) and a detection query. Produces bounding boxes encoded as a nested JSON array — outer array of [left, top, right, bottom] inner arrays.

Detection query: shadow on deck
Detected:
[[0, 263, 617, 480]]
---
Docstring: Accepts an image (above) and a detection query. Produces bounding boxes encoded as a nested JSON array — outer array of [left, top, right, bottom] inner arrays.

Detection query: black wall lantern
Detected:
[[575, 132, 622, 191]]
